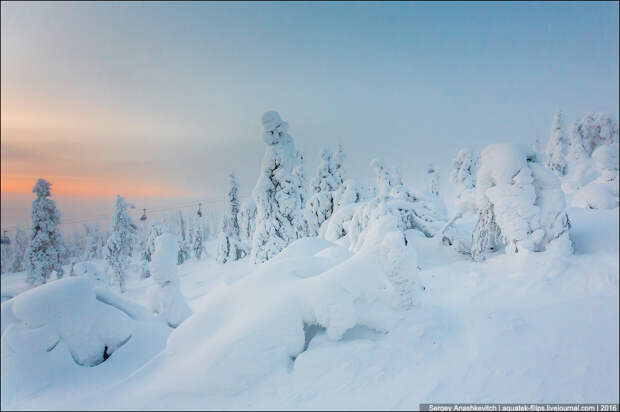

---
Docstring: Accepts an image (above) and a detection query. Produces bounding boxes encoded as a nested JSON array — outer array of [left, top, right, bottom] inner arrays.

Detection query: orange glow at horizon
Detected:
[[1, 175, 197, 199]]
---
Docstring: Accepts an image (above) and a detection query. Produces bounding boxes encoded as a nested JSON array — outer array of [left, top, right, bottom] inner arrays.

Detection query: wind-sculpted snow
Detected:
[[76, 230, 422, 405]]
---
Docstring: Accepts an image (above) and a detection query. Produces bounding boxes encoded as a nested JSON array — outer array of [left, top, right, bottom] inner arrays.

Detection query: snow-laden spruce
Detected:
[[434, 148, 480, 253], [147, 234, 191, 328], [293, 150, 312, 237], [332, 144, 346, 188], [251, 111, 304, 263], [25, 179, 66, 285], [1, 234, 12, 275], [104, 195, 137, 292], [546, 111, 568, 176], [175, 211, 190, 265], [84, 224, 103, 260], [238, 197, 256, 257], [217, 173, 246, 263], [9, 227, 28, 273], [307, 148, 340, 235], [187, 215, 206, 260], [471, 143, 571, 261]]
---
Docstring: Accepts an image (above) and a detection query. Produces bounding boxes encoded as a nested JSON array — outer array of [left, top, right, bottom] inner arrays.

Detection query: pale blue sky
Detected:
[[1, 1, 618, 229]]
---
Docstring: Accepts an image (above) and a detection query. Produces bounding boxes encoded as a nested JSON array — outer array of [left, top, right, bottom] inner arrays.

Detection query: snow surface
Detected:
[[1, 205, 618, 410]]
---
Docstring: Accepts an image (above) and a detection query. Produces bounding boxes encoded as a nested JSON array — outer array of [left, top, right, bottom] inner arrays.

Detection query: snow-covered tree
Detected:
[[339, 159, 446, 252], [104, 195, 137, 292], [25, 179, 66, 285], [84, 224, 103, 260], [471, 143, 571, 261], [427, 163, 440, 198], [546, 111, 568, 176], [307, 148, 339, 235], [293, 150, 311, 237], [147, 234, 192, 327], [217, 173, 246, 263], [175, 211, 190, 265], [332, 144, 346, 187], [571, 113, 619, 157], [435, 149, 479, 251], [190, 216, 206, 260], [251, 111, 303, 263], [1, 231, 12, 275], [239, 197, 257, 256], [10, 227, 28, 273], [449, 148, 477, 209]]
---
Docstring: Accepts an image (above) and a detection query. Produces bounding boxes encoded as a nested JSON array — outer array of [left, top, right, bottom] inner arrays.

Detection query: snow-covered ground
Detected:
[[1, 207, 618, 410]]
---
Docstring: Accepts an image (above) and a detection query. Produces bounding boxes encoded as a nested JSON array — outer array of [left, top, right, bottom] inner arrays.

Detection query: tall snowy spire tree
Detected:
[[546, 111, 568, 176], [104, 195, 137, 292], [217, 173, 245, 263], [251, 111, 303, 263], [25, 178, 66, 285]]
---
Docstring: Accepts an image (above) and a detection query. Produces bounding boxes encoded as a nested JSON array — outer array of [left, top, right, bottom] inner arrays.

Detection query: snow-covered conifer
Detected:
[[25, 179, 66, 285], [546, 112, 568, 175], [84, 224, 103, 260], [176, 211, 190, 265], [147, 233, 191, 327], [332, 144, 346, 188], [239, 197, 257, 256], [1, 231, 12, 274], [427, 163, 440, 198], [104, 195, 137, 292], [307, 148, 340, 235], [217, 173, 245, 263], [293, 150, 311, 237], [10, 227, 28, 273], [251, 111, 303, 262], [191, 216, 205, 260]]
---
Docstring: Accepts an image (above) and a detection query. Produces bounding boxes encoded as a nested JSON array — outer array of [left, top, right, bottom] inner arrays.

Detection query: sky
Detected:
[[1, 1, 619, 233]]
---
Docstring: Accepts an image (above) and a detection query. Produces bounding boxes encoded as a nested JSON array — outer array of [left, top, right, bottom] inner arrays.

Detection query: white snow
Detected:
[[1, 201, 617, 410]]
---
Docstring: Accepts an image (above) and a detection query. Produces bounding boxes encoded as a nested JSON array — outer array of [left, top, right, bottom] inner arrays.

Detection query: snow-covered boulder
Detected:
[[147, 234, 191, 328]]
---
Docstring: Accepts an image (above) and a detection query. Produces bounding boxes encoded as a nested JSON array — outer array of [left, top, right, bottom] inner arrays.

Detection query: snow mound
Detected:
[[96, 230, 418, 401], [1, 277, 133, 367], [572, 183, 618, 209]]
